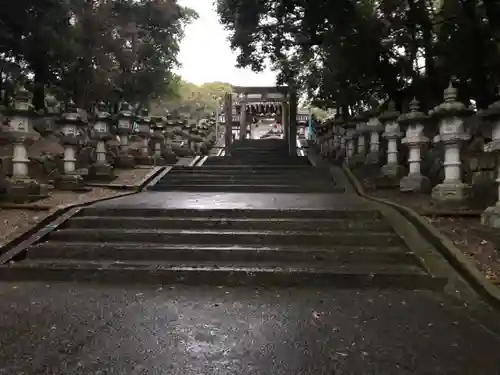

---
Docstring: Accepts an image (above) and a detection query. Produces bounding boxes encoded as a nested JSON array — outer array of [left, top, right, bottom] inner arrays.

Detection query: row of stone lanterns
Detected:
[[314, 81, 500, 227], [316, 82, 473, 199], [1, 86, 208, 201]]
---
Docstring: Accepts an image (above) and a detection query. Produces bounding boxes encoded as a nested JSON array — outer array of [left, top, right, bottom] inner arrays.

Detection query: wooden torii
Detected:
[[222, 86, 298, 156]]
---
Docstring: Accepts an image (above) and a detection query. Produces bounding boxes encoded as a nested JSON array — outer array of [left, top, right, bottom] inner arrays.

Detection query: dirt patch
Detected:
[[351, 167, 500, 285], [0, 188, 131, 248], [112, 167, 156, 186], [425, 216, 500, 284]]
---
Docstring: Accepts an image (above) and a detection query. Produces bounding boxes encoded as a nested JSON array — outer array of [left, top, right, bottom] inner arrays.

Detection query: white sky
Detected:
[[175, 0, 278, 86]]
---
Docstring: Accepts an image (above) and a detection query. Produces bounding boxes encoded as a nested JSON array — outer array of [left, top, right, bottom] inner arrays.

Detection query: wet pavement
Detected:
[[0, 282, 499, 374], [2, 140, 500, 372]]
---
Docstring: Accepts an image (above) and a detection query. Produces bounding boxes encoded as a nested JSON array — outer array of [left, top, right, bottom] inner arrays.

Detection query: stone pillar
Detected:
[[1, 87, 49, 202], [89, 101, 115, 181], [282, 102, 290, 144], [344, 121, 357, 161], [115, 102, 136, 169], [239, 94, 247, 140], [379, 102, 404, 180], [365, 114, 383, 165], [136, 108, 153, 165], [150, 117, 169, 165], [355, 115, 368, 163], [55, 101, 87, 190], [398, 98, 430, 192], [430, 82, 473, 202], [480, 96, 500, 227], [224, 93, 232, 150], [289, 92, 298, 156]]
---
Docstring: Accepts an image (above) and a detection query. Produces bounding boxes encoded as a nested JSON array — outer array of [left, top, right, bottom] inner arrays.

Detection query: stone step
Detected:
[[79, 207, 383, 219], [47, 228, 402, 246], [163, 173, 331, 179], [27, 242, 417, 264], [0, 260, 443, 289], [173, 165, 312, 169], [154, 178, 336, 185], [66, 216, 392, 231], [148, 184, 345, 193]]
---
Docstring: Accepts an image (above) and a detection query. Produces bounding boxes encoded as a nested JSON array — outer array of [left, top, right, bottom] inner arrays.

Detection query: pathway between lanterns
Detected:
[[0, 139, 499, 373]]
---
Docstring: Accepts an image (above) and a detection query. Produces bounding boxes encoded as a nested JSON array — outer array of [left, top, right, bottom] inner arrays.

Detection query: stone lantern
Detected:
[[478, 92, 500, 227], [379, 101, 404, 180], [89, 101, 115, 181], [344, 120, 357, 162], [398, 98, 430, 193], [150, 117, 168, 165], [136, 108, 153, 165], [331, 116, 342, 157], [54, 100, 88, 190], [353, 113, 368, 165], [430, 82, 474, 202], [336, 123, 347, 162], [365, 111, 383, 165], [2, 86, 49, 202], [115, 101, 136, 168]]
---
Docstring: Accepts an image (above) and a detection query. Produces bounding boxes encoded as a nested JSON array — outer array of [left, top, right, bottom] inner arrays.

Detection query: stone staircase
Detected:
[[150, 139, 344, 193], [0, 140, 444, 289]]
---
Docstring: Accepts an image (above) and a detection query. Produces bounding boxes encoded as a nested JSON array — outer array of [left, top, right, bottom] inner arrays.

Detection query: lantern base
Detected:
[[115, 153, 136, 169], [89, 162, 115, 182], [136, 154, 155, 166], [55, 173, 90, 192], [3, 177, 50, 203], [400, 173, 431, 193], [365, 150, 381, 165], [432, 181, 471, 203], [481, 204, 500, 228], [376, 164, 404, 189]]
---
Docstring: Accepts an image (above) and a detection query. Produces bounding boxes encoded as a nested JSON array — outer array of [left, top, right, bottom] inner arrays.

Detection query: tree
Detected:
[[0, 0, 197, 111], [216, 0, 500, 112]]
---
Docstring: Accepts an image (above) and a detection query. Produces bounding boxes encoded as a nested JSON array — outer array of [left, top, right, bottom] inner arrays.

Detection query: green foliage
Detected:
[[150, 79, 232, 118], [216, 0, 500, 112], [0, 0, 197, 111]]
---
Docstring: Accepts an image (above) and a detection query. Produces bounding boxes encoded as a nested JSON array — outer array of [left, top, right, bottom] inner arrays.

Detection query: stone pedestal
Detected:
[[88, 103, 115, 181], [430, 82, 473, 203], [2, 87, 49, 202], [377, 102, 403, 187], [352, 114, 368, 165], [398, 99, 430, 193], [55, 103, 89, 191], [115, 102, 136, 169], [365, 116, 383, 165], [136, 109, 154, 165], [479, 96, 500, 226]]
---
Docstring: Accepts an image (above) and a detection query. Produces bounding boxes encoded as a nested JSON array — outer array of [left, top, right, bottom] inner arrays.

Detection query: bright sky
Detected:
[[175, 0, 278, 86]]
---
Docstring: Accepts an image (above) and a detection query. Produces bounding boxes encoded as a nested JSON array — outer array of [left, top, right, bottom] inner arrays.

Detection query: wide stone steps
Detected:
[[0, 260, 440, 288], [26, 243, 416, 264], [66, 216, 393, 231], [0, 143, 444, 289], [44, 228, 402, 246], [0, 205, 445, 289]]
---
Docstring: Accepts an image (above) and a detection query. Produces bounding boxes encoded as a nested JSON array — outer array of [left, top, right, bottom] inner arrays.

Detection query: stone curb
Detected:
[[0, 167, 168, 261], [342, 164, 500, 309], [85, 166, 164, 190]]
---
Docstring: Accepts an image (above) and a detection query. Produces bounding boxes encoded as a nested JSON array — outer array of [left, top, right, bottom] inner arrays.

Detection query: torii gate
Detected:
[[222, 86, 298, 156]]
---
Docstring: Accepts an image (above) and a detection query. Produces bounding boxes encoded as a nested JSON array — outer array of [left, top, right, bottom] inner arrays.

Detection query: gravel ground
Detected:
[[351, 168, 500, 285], [0, 174, 148, 248], [111, 167, 156, 186]]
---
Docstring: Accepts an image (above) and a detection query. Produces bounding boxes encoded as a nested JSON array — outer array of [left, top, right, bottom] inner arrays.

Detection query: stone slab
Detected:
[[0, 283, 499, 374], [90, 191, 378, 211]]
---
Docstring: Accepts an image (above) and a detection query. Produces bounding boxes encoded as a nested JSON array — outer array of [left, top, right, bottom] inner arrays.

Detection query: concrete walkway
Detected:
[[1, 140, 500, 373]]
